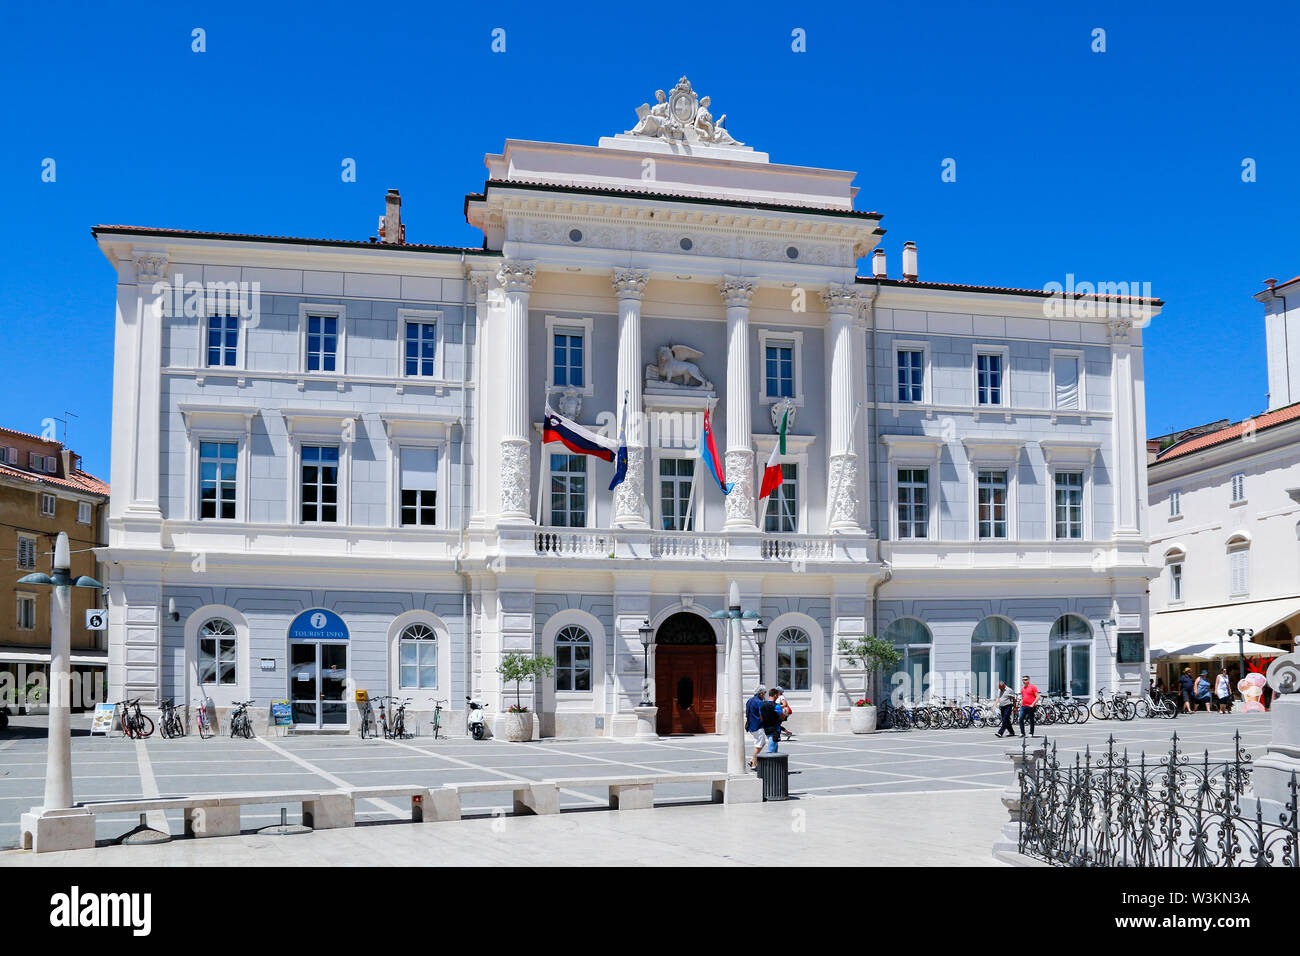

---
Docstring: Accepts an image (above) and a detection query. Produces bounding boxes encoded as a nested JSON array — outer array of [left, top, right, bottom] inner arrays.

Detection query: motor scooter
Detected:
[[465, 695, 488, 740]]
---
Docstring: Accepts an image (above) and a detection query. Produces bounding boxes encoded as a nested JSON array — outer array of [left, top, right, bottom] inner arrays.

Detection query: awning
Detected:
[[0, 646, 107, 668], [1150, 596, 1300, 659]]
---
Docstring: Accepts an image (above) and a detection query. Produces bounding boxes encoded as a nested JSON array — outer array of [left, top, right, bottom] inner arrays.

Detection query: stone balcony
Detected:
[[521, 526, 874, 568]]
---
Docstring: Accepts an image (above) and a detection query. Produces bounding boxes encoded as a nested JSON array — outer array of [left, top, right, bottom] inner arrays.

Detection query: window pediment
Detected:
[[1039, 439, 1101, 466], [962, 437, 1025, 465]]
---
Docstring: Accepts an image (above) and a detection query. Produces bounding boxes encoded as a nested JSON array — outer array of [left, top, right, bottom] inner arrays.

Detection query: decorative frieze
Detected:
[[499, 439, 532, 518]]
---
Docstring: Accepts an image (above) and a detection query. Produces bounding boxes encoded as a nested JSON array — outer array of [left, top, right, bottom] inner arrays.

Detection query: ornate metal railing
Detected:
[[1018, 731, 1299, 867]]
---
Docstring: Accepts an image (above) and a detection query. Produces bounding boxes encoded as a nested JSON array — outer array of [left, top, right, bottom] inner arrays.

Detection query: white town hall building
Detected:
[[95, 77, 1159, 737]]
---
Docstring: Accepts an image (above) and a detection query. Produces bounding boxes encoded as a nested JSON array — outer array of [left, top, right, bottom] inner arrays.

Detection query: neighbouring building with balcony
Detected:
[[96, 77, 1157, 737], [1147, 277, 1300, 687], [1, 426, 108, 710]]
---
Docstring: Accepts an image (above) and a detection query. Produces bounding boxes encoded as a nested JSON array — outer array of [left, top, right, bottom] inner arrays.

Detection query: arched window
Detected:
[[398, 623, 438, 689], [972, 617, 1018, 698], [198, 618, 237, 685], [883, 617, 932, 701], [1049, 614, 1092, 697], [1227, 535, 1250, 597], [776, 628, 811, 692], [1164, 547, 1186, 603], [555, 625, 592, 692]]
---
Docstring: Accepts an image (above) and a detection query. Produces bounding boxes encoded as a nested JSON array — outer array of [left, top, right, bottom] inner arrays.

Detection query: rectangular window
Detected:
[[765, 343, 795, 399], [763, 463, 798, 533], [206, 314, 239, 367], [306, 314, 339, 372], [1054, 471, 1084, 539], [1169, 490, 1182, 517], [28, 452, 40, 471], [1230, 473, 1245, 503], [77, 501, 92, 524], [17, 536, 36, 569], [399, 447, 437, 527], [659, 458, 695, 531], [549, 454, 587, 528], [977, 470, 1008, 539], [198, 441, 238, 520], [39, 493, 56, 517], [2, 447, 14, 465], [553, 331, 584, 388], [300, 445, 340, 523], [404, 321, 437, 377], [976, 353, 1004, 406], [198, 634, 237, 685], [897, 350, 924, 403], [1170, 562, 1183, 602], [1229, 550, 1249, 595], [1053, 355, 1080, 410], [17, 594, 36, 630], [897, 468, 929, 539]]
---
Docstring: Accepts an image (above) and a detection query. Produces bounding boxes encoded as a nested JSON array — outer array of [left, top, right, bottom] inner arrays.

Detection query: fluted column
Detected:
[[823, 284, 863, 532], [1109, 318, 1141, 537], [497, 261, 536, 523], [612, 269, 650, 528], [720, 276, 757, 530]]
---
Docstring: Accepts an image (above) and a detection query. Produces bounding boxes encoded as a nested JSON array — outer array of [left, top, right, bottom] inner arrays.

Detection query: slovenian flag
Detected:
[[543, 403, 617, 462], [608, 394, 629, 490], [759, 404, 789, 500], [699, 407, 732, 495]]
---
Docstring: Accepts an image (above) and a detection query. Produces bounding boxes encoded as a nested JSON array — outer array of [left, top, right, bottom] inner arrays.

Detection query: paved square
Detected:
[[0, 712, 1271, 852]]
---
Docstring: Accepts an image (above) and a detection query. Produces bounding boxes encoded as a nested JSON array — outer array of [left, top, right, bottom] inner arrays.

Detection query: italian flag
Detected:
[[759, 405, 789, 500]]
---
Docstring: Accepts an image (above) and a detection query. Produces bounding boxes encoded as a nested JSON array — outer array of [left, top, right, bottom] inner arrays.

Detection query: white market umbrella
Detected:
[[1177, 639, 1282, 660]]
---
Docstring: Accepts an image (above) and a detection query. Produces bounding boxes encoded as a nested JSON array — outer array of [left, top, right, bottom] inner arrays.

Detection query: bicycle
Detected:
[[388, 698, 413, 739], [159, 698, 186, 738], [359, 698, 377, 739], [117, 698, 155, 739], [1136, 692, 1178, 719], [431, 699, 447, 740], [195, 697, 214, 739], [228, 699, 255, 738], [1090, 687, 1136, 721]]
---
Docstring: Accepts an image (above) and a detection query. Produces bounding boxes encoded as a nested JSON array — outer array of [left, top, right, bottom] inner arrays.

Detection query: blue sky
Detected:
[[2, 0, 1297, 476]]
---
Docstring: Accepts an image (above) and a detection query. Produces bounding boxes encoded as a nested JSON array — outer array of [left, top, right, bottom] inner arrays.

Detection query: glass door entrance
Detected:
[[289, 641, 348, 728]]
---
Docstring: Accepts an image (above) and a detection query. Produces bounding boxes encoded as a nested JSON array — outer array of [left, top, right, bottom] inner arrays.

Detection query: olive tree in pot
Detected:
[[837, 635, 901, 733], [496, 652, 556, 742]]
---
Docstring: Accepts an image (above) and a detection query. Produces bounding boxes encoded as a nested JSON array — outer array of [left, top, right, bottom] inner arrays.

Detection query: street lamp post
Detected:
[[710, 581, 760, 778], [18, 531, 102, 852], [754, 619, 768, 686], [638, 619, 654, 706], [1229, 628, 1254, 688]]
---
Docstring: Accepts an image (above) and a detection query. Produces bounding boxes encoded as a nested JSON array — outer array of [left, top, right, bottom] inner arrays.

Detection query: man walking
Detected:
[[994, 680, 1017, 737], [1018, 675, 1039, 737], [760, 687, 784, 753], [746, 684, 766, 770]]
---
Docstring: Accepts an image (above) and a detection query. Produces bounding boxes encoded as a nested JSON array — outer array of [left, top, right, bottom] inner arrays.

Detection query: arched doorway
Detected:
[[654, 612, 717, 735]]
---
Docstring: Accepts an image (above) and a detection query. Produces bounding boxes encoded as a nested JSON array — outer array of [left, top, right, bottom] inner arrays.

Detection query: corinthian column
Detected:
[[720, 276, 757, 530], [822, 284, 863, 532], [612, 269, 650, 528], [1109, 318, 1141, 537], [497, 261, 536, 523]]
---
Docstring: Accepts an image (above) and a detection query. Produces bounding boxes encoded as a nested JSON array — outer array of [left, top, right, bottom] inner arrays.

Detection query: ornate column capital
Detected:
[[134, 251, 169, 284], [820, 283, 860, 314], [467, 271, 492, 300], [718, 275, 756, 308], [1108, 318, 1133, 344], [611, 269, 650, 300], [497, 260, 537, 293]]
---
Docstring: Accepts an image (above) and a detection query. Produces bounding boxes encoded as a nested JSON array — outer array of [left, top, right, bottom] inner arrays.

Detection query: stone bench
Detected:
[[441, 779, 558, 818], [546, 772, 730, 810], [73, 791, 328, 839], [341, 785, 435, 825]]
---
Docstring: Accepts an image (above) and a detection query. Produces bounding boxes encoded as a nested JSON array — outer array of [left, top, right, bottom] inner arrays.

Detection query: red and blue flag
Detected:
[[699, 407, 732, 495]]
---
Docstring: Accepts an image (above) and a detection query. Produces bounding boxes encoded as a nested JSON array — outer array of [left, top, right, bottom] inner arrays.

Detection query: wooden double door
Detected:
[[655, 645, 717, 735]]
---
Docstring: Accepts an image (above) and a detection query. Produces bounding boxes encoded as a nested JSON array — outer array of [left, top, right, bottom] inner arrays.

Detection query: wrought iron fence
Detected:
[[1018, 731, 1300, 866]]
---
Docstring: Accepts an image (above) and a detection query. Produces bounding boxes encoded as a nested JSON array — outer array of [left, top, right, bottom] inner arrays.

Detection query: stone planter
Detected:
[[503, 710, 533, 742], [850, 705, 877, 734]]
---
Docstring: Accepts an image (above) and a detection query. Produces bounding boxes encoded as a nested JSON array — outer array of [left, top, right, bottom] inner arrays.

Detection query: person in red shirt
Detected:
[[1019, 675, 1039, 736]]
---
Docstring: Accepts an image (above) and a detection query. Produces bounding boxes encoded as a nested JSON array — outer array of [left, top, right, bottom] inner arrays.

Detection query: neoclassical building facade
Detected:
[[96, 77, 1158, 736]]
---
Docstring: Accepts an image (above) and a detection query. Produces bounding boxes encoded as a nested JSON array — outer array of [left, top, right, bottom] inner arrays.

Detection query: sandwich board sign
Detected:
[[90, 703, 116, 735], [270, 700, 293, 727]]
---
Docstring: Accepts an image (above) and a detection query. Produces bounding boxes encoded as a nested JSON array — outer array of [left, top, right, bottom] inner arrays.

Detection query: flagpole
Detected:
[[535, 388, 549, 526], [827, 401, 863, 533], [686, 397, 712, 533]]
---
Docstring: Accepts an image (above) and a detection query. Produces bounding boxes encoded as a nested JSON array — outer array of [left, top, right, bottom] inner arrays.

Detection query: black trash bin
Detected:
[[756, 750, 789, 801]]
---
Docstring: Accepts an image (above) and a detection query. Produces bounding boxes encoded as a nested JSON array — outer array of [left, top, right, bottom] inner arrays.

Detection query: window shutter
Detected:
[[399, 447, 438, 491], [1229, 551, 1248, 594], [1053, 356, 1080, 410]]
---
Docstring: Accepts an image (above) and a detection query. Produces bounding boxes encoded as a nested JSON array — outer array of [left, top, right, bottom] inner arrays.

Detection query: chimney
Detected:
[[379, 189, 404, 244], [902, 241, 918, 282], [872, 248, 887, 279], [60, 449, 72, 478], [1265, 278, 1277, 291]]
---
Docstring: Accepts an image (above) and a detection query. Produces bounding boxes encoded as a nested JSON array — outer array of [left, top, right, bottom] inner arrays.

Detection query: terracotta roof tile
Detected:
[[859, 276, 1162, 304], [0, 462, 108, 497], [1154, 403, 1300, 462], [93, 225, 489, 254]]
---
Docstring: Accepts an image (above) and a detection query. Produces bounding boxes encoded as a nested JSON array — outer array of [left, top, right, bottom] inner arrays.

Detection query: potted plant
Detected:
[[496, 652, 556, 742], [837, 635, 901, 733]]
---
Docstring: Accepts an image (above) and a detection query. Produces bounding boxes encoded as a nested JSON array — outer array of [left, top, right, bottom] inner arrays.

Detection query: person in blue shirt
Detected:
[[1195, 671, 1213, 712], [746, 684, 766, 771], [760, 688, 784, 753]]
